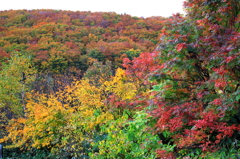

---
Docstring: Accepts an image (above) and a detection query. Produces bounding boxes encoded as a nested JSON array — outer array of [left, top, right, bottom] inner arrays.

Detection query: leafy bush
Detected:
[[90, 110, 165, 159]]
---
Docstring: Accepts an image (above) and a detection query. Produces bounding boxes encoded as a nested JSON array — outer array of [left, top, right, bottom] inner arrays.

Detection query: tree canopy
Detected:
[[0, 0, 240, 158]]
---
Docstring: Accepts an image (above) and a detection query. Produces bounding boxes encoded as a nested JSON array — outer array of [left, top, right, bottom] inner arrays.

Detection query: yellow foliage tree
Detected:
[[0, 52, 36, 124], [1, 64, 139, 158], [104, 68, 137, 100]]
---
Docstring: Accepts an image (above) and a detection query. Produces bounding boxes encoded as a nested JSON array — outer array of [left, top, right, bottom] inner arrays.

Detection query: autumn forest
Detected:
[[0, 0, 240, 158]]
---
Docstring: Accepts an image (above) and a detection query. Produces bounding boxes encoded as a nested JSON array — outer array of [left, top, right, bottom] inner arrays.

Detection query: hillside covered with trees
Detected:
[[0, 0, 240, 158]]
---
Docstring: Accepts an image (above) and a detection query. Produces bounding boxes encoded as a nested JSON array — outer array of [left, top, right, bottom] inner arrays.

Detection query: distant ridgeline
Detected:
[[0, 9, 166, 74]]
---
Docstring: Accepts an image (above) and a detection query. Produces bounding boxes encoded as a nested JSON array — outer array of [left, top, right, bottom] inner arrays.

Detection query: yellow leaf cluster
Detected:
[[3, 66, 140, 157], [104, 68, 138, 100]]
